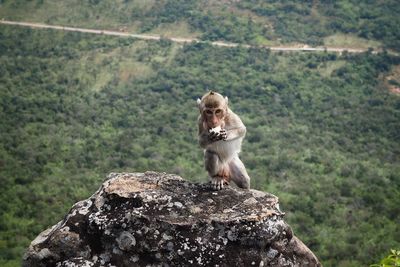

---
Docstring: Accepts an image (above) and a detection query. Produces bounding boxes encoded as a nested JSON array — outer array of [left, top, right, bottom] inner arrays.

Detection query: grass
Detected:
[[318, 60, 347, 77], [383, 65, 400, 95], [149, 21, 200, 39], [324, 33, 382, 50]]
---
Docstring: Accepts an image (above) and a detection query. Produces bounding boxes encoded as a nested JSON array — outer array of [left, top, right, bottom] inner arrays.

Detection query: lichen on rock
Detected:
[[23, 172, 321, 267]]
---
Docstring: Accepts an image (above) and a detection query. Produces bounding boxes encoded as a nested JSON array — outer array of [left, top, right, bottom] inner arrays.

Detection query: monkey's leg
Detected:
[[229, 156, 250, 189], [204, 150, 228, 190]]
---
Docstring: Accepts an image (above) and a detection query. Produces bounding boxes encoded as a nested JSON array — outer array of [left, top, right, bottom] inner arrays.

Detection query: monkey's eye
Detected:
[[205, 110, 213, 115], [215, 109, 223, 114]]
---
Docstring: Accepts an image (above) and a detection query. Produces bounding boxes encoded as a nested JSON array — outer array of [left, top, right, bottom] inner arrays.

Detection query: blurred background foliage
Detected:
[[0, 0, 399, 50], [0, 1, 400, 266]]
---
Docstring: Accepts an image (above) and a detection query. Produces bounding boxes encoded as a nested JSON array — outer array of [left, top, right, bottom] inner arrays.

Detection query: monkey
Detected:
[[197, 91, 250, 190]]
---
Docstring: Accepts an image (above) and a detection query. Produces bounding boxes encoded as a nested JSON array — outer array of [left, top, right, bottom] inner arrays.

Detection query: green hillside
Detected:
[[1, 25, 399, 267], [1, 0, 400, 51], [1, 1, 400, 266]]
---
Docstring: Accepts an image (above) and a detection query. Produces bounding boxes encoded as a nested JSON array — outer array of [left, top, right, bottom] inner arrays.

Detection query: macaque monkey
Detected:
[[197, 91, 250, 190]]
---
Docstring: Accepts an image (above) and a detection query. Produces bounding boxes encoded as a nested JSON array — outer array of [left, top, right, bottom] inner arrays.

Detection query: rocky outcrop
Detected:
[[23, 172, 321, 267]]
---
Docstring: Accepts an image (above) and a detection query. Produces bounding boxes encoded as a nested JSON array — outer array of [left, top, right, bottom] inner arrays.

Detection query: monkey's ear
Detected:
[[224, 96, 229, 105], [197, 98, 202, 107]]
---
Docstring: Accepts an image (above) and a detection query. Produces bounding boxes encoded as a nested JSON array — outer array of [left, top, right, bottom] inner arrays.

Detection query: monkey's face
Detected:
[[197, 91, 228, 129], [203, 107, 225, 129]]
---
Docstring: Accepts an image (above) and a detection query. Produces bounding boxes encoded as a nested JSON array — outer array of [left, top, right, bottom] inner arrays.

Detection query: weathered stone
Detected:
[[23, 172, 321, 267]]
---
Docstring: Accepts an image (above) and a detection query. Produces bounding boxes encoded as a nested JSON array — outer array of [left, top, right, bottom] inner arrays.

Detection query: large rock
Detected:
[[23, 172, 321, 267]]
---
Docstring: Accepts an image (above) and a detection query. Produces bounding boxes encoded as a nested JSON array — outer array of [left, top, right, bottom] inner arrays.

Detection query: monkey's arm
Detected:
[[199, 132, 211, 148], [224, 126, 246, 141], [224, 112, 246, 141], [198, 118, 215, 148]]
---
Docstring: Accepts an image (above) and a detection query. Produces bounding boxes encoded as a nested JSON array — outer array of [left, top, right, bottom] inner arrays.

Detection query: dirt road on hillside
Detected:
[[0, 20, 377, 54]]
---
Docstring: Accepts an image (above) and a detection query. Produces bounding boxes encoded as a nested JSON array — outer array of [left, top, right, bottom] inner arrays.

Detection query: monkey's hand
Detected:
[[208, 131, 220, 142], [208, 127, 227, 142], [220, 129, 227, 141]]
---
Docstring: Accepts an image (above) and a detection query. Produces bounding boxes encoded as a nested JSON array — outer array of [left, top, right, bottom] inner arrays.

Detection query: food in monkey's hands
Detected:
[[209, 126, 222, 134]]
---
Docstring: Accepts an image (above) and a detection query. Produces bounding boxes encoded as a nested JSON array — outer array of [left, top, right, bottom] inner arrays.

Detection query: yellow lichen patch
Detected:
[[105, 175, 158, 197]]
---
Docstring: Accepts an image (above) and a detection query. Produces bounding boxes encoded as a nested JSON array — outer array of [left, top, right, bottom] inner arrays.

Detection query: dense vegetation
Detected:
[[371, 250, 400, 267], [0, 24, 399, 267], [1, 0, 400, 51]]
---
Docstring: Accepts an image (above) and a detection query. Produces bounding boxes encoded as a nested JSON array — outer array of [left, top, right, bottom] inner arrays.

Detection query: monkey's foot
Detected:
[[210, 176, 228, 191]]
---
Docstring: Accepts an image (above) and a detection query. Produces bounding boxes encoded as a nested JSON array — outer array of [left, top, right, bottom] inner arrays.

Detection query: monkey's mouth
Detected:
[[208, 123, 221, 129]]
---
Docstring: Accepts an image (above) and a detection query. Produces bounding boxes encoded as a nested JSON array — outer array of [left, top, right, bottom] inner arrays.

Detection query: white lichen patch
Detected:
[[130, 255, 139, 262], [174, 202, 183, 208], [77, 200, 93, 215], [99, 253, 111, 265], [162, 233, 173, 240], [267, 248, 279, 259], [116, 231, 136, 251], [183, 242, 190, 250], [227, 230, 237, 241]]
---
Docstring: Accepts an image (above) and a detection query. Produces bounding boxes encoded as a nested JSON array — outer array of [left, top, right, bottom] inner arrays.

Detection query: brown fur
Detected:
[[197, 91, 250, 190], [201, 91, 226, 109]]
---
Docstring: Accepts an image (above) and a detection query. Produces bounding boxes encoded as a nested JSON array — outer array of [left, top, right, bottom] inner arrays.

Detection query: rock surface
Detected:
[[23, 172, 321, 267]]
